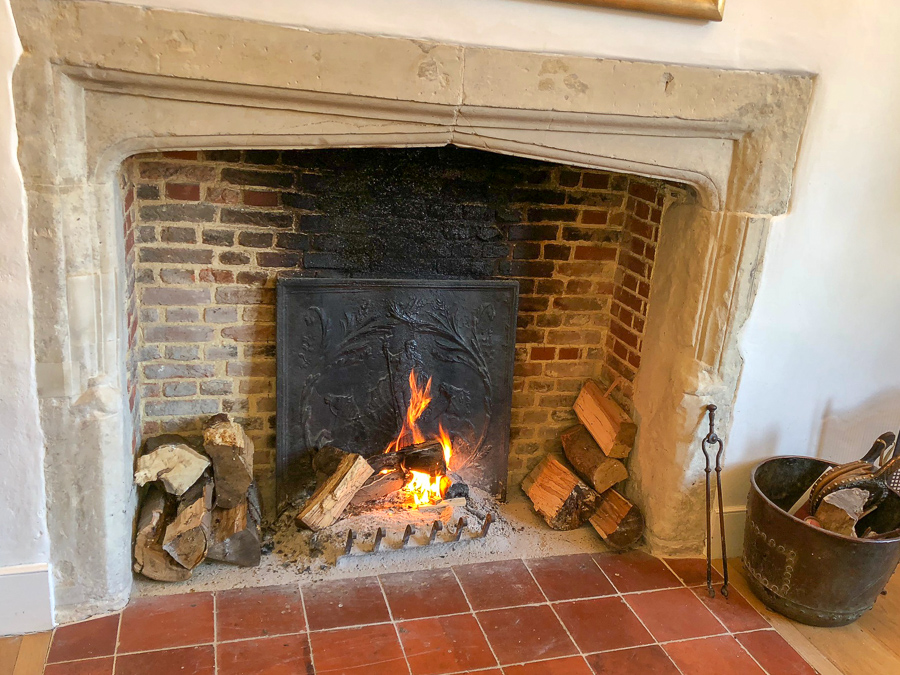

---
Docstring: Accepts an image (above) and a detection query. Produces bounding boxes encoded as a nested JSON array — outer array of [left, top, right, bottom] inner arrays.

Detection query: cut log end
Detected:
[[589, 489, 644, 551], [573, 380, 637, 460], [522, 455, 600, 530]]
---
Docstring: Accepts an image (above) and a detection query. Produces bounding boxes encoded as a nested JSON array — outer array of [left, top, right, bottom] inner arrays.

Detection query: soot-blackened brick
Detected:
[[221, 209, 294, 228], [221, 168, 294, 189]]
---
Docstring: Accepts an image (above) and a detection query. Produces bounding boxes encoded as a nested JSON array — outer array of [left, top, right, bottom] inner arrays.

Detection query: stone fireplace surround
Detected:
[[12, 0, 812, 621]]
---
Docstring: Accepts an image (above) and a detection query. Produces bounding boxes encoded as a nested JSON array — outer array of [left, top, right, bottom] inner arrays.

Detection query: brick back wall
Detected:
[[122, 147, 683, 507]]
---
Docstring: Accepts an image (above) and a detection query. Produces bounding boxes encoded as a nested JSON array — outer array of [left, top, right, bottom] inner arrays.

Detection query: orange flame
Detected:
[[384, 369, 455, 507]]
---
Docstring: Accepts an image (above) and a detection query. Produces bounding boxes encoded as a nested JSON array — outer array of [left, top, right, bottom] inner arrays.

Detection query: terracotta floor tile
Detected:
[[46, 615, 120, 663], [309, 623, 407, 674], [503, 655, 594, 674], [302, 576, 390, 631], [44, 657, 115, 675], [217, 584, 306, 641], [114, 645, 215, 675], [554, 596, 653, 653], [593, 551, 681, 593], [476, 604, 576, 665], [625, 588, 726, 642], [217, 633, 312, 675], [381, 568, 470, 621], [737, 630, 818, 675], [692, 586, 770, 633], [117, 593, 214, 653], [526, 554, 615, 601], [664, 558, 724, 587], [398, 613, 496, 675], [586, 645, 681, 675], [664, 635, 766, 675], [453, 560, 544, 610]]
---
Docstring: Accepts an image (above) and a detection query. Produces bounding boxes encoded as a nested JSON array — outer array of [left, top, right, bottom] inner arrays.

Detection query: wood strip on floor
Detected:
[[13, 633, 51, 675], [0, 637, 23, 675]]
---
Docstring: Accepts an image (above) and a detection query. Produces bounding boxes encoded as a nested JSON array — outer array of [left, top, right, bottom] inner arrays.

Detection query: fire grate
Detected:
[[276, 278, 518, 510]]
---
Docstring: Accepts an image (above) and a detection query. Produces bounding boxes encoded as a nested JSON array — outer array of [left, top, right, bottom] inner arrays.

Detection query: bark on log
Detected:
[[134, 442, 210, 496], [296, 453, 374, 530], [207, 483, 261, 567], [589, 489, 645, 550], [573, 380, 637, 459], [522, 455, 600, 530], [350, 469, 407, 505], [162, 472, 213, 569], [133, 485, 191, 582], [203, 413, 254, 509], [561, 424, 629, 493], [399, 441, 447, 477]]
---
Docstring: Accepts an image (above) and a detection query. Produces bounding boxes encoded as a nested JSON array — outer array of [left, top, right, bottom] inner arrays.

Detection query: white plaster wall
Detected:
[[90, 0, 900, 512], [0, 0, 48, 569]]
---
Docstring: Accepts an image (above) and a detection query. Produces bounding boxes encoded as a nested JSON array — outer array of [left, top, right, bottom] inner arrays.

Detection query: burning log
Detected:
[[573, 380, 637, 459], [561, 424, 629, 493], [589, 489, 645, 550], [522, 455, 601, 530], [399, 441, 447, 477], [134, 441, 210, 497], [207, 484, 262, 567], [133, 485, 191, 581], [351, 469, 407, 505], [203, 413, 255, 509], [296, 452, 374, 530]]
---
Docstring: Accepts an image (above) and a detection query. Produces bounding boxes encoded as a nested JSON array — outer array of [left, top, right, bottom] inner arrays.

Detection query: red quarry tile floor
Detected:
[[41, 555, 815, 674]]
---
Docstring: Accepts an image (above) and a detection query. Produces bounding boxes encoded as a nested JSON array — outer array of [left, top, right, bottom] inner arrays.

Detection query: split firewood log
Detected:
[[207, 483, 262, 567], [313, 446, 350, 486], [133, 485, 191, 582], [162, 472, 213, 569], [522, 455, 600, 530], [134, 442, 210, 497], [589, 489, 645, 550], [573, 380, 637, 459], [296, 453, 374, 530], [561, 424, 629, 493], [203, 413, 254, 509]]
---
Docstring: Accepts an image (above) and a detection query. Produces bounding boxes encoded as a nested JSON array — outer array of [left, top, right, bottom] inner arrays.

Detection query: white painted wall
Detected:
[[92, 0, 900, 510], [0, 0, 52, 634], [0, 0, 895, 618]]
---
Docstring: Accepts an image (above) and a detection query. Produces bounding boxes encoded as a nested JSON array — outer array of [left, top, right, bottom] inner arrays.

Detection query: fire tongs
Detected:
[[701, 403, 729, 598]]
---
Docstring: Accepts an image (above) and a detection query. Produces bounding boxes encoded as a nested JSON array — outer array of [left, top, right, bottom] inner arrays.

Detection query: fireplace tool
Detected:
[[701, 403, 729, 598]]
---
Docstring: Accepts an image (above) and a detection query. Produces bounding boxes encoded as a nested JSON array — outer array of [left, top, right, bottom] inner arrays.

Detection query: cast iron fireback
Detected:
[[276, 278, 518, 509]]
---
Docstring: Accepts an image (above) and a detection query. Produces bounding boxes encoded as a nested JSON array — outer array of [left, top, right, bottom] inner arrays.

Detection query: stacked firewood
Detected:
[[523, 380, 645, 550], [133, 413, 261, 581]]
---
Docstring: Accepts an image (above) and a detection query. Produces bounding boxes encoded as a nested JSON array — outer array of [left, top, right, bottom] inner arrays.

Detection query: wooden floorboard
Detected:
[[0, 637, 23, 675], [13, 633, 50, 675]]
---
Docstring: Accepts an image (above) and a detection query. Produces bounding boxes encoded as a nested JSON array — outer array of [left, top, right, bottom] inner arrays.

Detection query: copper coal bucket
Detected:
[[744, 456, 900, 626]]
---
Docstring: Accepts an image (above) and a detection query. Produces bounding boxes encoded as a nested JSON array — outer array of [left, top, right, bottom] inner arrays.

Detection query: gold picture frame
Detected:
[[559, 0, 725, 21]]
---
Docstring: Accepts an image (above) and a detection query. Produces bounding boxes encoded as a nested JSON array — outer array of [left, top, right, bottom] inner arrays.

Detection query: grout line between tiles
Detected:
[[448, 566, 503, 672], [212, 592, 218, 675], [374, 575, 413, 675], [297, 583, 317, 675], [112, 609, 123, 675], [521, 556, 595, 673]]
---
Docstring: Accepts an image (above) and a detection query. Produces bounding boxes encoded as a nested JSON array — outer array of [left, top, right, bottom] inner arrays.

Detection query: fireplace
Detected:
[[13, 0, 813, 621], [276, 277, 518, 508]]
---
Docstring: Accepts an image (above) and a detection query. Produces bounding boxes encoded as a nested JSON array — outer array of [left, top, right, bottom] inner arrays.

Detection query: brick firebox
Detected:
[[121, 147, 686, 511]]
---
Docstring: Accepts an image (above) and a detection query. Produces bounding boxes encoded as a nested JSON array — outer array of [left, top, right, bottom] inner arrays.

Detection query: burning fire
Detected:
[[385, 369, 453, 507]]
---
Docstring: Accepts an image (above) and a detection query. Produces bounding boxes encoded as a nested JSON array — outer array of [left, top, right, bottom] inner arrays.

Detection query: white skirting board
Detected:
[[0, 563, 54, 636], [709, 506, 747, 562]]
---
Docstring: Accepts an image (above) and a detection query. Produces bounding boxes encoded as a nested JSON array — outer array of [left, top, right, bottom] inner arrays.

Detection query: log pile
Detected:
[[522, 379, 645, 550], [133, 414, 261, 581]]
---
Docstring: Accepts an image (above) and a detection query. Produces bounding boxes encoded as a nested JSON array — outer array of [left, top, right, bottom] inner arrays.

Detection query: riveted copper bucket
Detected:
[[744, 456, 900, 626]]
